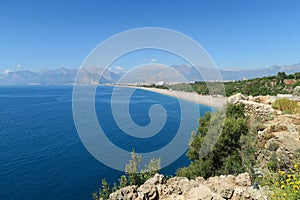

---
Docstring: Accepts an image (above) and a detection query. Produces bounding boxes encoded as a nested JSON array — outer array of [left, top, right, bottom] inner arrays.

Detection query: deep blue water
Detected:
[[0, 86, 212, 200]]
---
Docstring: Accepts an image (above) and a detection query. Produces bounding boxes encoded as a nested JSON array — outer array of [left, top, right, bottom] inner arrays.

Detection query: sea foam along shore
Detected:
[[131, 87, 227, 109]]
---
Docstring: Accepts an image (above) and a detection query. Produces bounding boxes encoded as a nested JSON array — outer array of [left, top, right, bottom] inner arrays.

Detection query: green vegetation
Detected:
[[92, 150, 161, 200], [176, 104, 256, 179], [125, 150, 161, 186], [272, 98, 300, 114], [258, 164, 300, 200], [145, 72, 300, 97]]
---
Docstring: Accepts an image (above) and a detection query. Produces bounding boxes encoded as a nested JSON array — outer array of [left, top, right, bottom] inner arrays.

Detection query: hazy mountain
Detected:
[[116, 64, 190, 83], [0, 63, 300, 85], [0, 67, 120, 85], [122, 63, 300, 82], [219, 63, 300, 80]]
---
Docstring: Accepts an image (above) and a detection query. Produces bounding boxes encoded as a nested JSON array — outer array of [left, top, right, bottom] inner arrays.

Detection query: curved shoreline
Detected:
[[130, 87, 227, 109]]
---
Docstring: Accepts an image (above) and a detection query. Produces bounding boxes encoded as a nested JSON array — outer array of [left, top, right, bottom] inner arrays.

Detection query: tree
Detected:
[[125, 150, 142, 185], [119, 175, 127, 188], [141, 157, 161, 180], [294, 72, 300, 79], [277, 72, 287, 83], [177, 104, 250, 179], [99, 179, 111, 199], [95, 150, 161, 199], [125, 150, 161, 185]]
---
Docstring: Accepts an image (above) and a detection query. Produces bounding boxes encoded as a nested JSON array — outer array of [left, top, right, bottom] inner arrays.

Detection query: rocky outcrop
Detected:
[[109, 186, 138, 200], [294, 86, 300, 95], [227, 93, 276, 121], [241, 100, 276, 121], [228, 93, 300, 170], [256, 114, 300, 171], [227, 93, 248, 105], [108, 173, 272, 200]]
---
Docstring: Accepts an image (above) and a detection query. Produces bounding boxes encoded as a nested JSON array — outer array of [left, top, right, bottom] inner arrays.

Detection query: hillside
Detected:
[[149, 72, 300, 97], [94, 94, 300, 200]]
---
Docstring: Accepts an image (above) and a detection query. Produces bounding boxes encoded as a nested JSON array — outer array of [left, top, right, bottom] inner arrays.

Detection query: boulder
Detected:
[[294, 86, 300, 95], [235, 173, 251, 187], [186, 185, 215, 199], [137, 184, 158, 200], [228, 93, 247, 104], [109, 185, 138, 200], [144, 173, 165, 185]]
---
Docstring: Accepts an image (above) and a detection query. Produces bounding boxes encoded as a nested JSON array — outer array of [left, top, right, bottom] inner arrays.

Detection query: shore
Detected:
[[132, 87, 227, 109]]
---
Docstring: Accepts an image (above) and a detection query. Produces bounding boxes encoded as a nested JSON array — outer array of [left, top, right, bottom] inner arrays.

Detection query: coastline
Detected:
[[129, 86, 227, 109]]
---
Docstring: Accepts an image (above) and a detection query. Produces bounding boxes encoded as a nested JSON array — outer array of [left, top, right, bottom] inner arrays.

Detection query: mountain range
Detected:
[[1, 64, 300, 85]]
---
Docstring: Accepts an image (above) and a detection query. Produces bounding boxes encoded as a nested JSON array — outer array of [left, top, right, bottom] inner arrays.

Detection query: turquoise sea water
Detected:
[[0, 86, 212, 200]]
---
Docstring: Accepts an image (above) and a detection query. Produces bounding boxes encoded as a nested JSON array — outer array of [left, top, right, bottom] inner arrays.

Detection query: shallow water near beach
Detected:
[[0, 86, 212, 200]]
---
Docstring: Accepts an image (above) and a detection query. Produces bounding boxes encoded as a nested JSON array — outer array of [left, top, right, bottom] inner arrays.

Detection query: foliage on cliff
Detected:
[[259, 163, 300, 200], [176, 104, 256, 179], [93, 150, 161, 200], [272, 98, 300, 114]]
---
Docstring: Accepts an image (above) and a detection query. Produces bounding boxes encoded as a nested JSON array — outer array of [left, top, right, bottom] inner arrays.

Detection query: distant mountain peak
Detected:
[[0, 63, 299, 85]]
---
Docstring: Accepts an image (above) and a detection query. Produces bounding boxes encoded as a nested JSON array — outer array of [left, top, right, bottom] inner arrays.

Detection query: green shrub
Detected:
[[93, 150, 161, 200], [259, 162, 300, 200], [240, 130, 258, 178], [267, 154, 279, 171], [177, 104, 251, 179], [282, 110, 292, 115], [272, 98, 300, 114]]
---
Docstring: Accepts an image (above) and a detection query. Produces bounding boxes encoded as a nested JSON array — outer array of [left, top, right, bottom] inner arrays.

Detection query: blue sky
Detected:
[[1, 0, 300, 72]]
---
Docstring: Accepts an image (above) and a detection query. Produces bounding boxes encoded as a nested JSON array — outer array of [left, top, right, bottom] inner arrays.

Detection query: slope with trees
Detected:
[[145, 72, 300, 97]]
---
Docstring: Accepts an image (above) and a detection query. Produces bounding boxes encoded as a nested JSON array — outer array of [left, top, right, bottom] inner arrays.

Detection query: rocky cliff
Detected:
[[228, 93, 300, 170], [106, 94, 300, 200]]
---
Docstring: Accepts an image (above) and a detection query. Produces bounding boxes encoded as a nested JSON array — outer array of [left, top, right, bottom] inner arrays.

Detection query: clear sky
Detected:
[[1, 0, 300, 72]]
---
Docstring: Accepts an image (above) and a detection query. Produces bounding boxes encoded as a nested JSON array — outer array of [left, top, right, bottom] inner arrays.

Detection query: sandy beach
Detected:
[[132, 87, 227, 109]]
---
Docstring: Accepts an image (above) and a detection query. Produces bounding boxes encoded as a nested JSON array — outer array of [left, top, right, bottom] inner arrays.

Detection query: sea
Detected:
[[0, 86, 212, 200]]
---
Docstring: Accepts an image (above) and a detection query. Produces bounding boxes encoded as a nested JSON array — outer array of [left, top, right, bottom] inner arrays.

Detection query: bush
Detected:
[[177, 104, 251, 179], [267, 154, 279, 171], [259, 163, 300, 200], [93, 150, 161, 200], [240, 129, 258, 178], [272, 98, 300, 114]]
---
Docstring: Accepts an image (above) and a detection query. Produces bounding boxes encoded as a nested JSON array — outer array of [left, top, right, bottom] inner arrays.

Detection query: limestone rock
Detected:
[[227, 94, 276, 121], [108, 173, 272, 200], [137, 184, 158, 200], [219, 187, 234, 199], [109, 185, 138, 200], [144, 173, 165, 185], [293, 86, 300, 95], [247, 186, 273, 200], [228, 93, 247, 104], [186, 185, 214, 199], [235, 173, 251, 187]]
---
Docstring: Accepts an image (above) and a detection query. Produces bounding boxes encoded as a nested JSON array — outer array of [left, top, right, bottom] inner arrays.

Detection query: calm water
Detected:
[[0, 86, 212, 200]]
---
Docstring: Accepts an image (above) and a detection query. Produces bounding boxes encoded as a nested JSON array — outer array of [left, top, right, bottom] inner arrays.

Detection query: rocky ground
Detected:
[[106, 94, 300, 200], [108, 173, 272, 200], [228, 93, 300, 172]]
